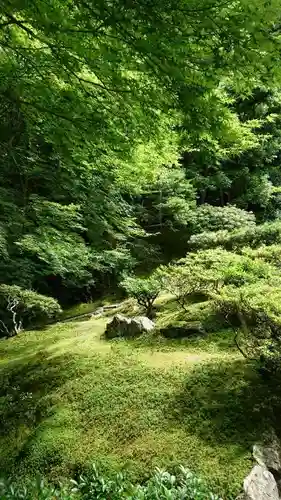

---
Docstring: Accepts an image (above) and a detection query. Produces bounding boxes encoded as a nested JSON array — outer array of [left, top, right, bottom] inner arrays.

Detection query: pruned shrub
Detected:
[[189, 221, 281, 251], [191, 204, 255, 234], [0, 285, 62, 337], [159, 248, 271, 310], [243, 244, 281, 268], [212, 282, 281, 359], [159, 249, 233, 310]]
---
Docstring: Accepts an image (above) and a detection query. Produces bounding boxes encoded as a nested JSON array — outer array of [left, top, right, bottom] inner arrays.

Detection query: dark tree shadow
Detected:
[[167, 359, 281, 451], [0, 351, 78, 474]]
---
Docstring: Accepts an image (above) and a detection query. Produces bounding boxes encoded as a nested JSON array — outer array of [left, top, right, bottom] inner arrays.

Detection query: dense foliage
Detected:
[[0, 0, 281, 319], [158, 241, 281, 365]]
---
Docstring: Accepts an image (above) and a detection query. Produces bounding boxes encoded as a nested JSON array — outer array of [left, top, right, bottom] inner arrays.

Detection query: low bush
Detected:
[[159, 249, 235, 310], [190, 204, 255, 234], [0, 465, 221, 499], [212, 281, 281, 359], [189, 221, 281, 251], [243, 244, 281, 268], [160, 248, 273, 310], [0, 285, 62, 337]]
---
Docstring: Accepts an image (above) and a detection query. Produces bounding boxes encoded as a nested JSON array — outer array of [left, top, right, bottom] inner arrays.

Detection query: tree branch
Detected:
[[19, 99, 87, 128], [0, 319, 10, 336], [234, 329, 248, 359]]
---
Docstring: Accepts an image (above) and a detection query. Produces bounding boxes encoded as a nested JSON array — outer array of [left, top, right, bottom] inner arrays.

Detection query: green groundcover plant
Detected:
[[0, 465, 221, 500]]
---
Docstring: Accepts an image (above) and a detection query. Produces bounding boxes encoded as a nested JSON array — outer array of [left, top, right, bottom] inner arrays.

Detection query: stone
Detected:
[[160, 321, 205, 339], [105, 314, 154, 339], [92, 307, 104, 316], [131, 316, 155, 333], [104, 314, 130, 338], [253, 442, 281, 474], [243, 465, 279, 500]]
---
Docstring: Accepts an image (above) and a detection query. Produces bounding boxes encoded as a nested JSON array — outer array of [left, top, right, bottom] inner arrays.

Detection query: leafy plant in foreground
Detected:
[[0, 465, 221, 499]]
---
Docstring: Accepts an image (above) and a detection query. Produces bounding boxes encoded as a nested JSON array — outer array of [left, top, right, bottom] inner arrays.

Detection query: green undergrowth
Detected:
[[0, 465, 222, 499], [0, 297, 280, 498]]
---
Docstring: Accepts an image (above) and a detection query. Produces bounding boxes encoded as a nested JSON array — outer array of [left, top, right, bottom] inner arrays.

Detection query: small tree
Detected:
[[160, 249, 243, 311], [0, 285, 62, 337], [121, 273, 162, 318], [212, 280, 281, 360], [0, 297, 23, 337]]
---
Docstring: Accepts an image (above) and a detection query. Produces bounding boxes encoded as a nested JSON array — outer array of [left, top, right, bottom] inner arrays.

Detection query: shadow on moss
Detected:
[[168, 359, 281, 448]]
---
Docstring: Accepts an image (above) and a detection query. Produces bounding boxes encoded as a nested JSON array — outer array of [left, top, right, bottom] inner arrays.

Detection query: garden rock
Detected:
[[253, 442, 281, 475], [105, 314, 154, 339], [243, 465, 279, 500], [131, 316, 155, 334], [160, 322, 205, 338]]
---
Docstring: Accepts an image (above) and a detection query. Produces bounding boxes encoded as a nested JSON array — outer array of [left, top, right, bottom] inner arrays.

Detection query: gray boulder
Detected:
[[243, 465, 279, 500], [253, 442, 281, 475], [130, 316, 155, 335], [105, 314, 154, 339]]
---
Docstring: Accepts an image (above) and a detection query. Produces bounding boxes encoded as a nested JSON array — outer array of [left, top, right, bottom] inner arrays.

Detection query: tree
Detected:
[[213, 281, 281, 360], [0, 0, 281, 310], [121, 274, 162, 318], [0, 285, 61, 337]]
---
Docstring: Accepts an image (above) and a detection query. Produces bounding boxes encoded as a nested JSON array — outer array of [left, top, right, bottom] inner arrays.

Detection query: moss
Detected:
[[1, 298, 279, 498]]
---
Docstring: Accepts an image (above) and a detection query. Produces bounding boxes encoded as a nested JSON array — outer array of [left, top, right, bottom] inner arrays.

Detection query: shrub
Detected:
[[0, 477, 72, 499], [243, 244, 281, 268], [189, 221, 281, 251], [0, 285, 62, 337], [160, 248, 272, 310], [0, 465, 222, 499], [120, 273, 162, 318], [159, 253, 223, 311], [212, 281, 281, 359], [191, 204, 255, 234]]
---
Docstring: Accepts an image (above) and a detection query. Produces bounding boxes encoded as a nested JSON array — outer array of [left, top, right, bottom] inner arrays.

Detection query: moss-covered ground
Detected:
[[0, 297, 276, 498]]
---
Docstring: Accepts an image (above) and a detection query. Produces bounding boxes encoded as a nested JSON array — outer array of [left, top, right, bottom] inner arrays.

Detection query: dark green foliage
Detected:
[[0, 285, 61, 337], [0, 0, 281, 308]]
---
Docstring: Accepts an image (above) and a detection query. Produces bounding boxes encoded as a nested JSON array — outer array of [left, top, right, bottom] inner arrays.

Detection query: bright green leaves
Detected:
[[17, 230, 91, 283]]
